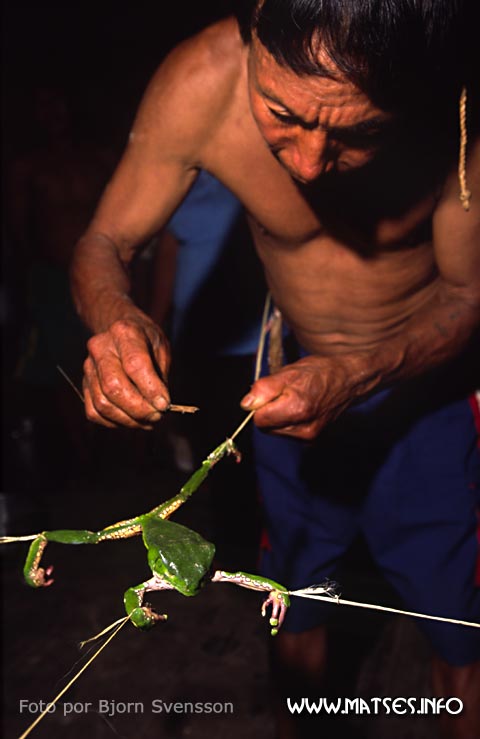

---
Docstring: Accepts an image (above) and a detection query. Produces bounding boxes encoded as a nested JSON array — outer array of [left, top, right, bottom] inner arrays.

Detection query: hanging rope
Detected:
[[458, 86, 471, 211]]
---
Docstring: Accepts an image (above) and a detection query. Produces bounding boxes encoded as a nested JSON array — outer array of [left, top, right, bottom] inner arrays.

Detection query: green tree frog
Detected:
[[17, 439, 290, 635]]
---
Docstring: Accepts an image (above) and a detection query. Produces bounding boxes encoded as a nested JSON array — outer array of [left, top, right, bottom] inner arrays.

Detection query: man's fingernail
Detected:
[[147, 411, 162, 422], [153, 396, 169, 411], [241, 394, 256, 409]]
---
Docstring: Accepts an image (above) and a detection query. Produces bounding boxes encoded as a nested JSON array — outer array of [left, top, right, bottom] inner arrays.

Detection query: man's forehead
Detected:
[[253, 28, 340, 72], [249, 35, 389, 127]]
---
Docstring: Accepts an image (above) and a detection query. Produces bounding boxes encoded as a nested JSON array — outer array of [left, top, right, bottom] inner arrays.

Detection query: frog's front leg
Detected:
[[124, 575, 172, 630], [150, 438, 241, 521], [211, 570, 290, 635]]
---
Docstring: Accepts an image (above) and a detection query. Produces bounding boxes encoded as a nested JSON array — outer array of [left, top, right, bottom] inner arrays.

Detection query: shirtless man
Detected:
[[71, 2, 479, 736]]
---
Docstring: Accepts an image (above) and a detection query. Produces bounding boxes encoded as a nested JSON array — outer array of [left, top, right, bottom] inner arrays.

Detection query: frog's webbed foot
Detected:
[[124, 575, 172, 630], [28, 564, 55, 588], [208, 437, 241, 466], [129, 605, 168, 630], [261, 590, 290, 636], [23, 535, 55, 588], [211, 570, 290, 635], [225, 438, 242, 464]]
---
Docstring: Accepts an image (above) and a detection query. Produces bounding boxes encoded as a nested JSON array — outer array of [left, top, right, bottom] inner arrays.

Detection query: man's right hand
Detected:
[[82, 318, 171, 429]]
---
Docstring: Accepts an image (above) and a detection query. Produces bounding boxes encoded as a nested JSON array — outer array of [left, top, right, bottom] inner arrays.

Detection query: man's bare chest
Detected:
[[208, 122, 436, 257]]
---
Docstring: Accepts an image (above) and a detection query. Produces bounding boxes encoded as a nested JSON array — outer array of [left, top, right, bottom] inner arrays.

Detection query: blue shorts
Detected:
[[255, 370, 480, 666]]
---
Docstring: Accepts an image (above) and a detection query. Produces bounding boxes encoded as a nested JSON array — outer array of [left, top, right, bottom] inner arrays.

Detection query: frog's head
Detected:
[[143, 518, 215, 597]]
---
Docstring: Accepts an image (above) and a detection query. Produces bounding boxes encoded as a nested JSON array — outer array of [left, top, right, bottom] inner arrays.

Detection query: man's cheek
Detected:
[[253, 115, 290, 151], [337, 149, 376, 170]]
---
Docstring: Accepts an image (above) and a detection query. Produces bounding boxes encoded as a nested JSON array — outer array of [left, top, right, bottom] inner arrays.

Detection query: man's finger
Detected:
[[250, 385, 311, 427], [240, 375, 285, 411], [84, 384, 156, 429], [111, 325, 170, 411], [86, 353, 163, 426]]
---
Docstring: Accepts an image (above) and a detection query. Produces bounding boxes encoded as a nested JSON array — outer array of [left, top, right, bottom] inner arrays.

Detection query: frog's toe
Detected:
[[261, 591, 290, 635], [27, 566, 55, 588], [40, 565, 55, 586], [129, 606, 168, 630]]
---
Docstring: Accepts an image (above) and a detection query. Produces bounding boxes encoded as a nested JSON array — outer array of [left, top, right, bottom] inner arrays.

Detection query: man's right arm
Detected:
[[71, 27, 232, 428]]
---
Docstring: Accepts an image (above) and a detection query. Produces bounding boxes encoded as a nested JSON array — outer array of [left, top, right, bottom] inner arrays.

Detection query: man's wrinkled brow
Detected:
[[260, 88, 391, 135]]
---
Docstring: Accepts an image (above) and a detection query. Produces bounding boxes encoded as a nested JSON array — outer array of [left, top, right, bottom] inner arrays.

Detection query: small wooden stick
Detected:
[[168, 404, 199, 414], [56, 366, 198, 414]]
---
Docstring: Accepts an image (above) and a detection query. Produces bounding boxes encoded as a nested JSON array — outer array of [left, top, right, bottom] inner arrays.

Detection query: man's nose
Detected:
[[290, 130, 334, 181]]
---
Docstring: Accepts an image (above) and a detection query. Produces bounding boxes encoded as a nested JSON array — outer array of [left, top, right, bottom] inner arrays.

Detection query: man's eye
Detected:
[[332, 129, 388, 149], [268, 108, 299, 125]]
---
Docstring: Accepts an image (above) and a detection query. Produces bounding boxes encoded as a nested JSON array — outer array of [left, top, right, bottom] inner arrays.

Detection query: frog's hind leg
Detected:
[[22, 521, 143, 589], [124, 575, 172, 630], [24, 535, 54, 587]]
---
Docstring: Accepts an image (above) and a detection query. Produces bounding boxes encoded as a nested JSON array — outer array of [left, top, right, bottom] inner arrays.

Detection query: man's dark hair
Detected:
[[234, 0, 476, 115]]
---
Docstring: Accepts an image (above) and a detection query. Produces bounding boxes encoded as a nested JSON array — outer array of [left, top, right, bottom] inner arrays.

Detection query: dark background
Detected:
[[3, 0, 230, 157]]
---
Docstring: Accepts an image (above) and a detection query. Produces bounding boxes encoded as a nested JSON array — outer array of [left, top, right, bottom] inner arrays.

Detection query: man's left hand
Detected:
[[240, 355, 362, 440]]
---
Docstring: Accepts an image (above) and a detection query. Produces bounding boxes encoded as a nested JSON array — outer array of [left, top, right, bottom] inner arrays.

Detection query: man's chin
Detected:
[[291, 168, 342, 189], [290, 171, 312, 185]]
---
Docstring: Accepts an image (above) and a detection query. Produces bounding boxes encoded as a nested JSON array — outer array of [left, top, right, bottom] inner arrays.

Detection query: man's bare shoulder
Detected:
[[129, 17, 246, 162], [194, 16, 246, 77]]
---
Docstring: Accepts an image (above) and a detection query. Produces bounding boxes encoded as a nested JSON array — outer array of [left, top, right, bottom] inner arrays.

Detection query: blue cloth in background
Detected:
[[168, 171, 263, 356]]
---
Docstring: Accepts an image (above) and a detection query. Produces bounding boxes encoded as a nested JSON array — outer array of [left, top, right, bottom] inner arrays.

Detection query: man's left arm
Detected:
[[242, 139, 480, 439]]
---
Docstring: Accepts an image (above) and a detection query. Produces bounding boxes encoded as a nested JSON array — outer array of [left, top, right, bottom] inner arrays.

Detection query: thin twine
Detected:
[[0, 534, 38, 544], [56, 364, 84, 402], [458, 86, 471, 211], [78, 615, 131, 648], [288, 589, 479, 629], [229, 292, 272, 442], [254, 292, 272, 382], [230, 410, 256, 442], [18, 616, 130, 739]]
